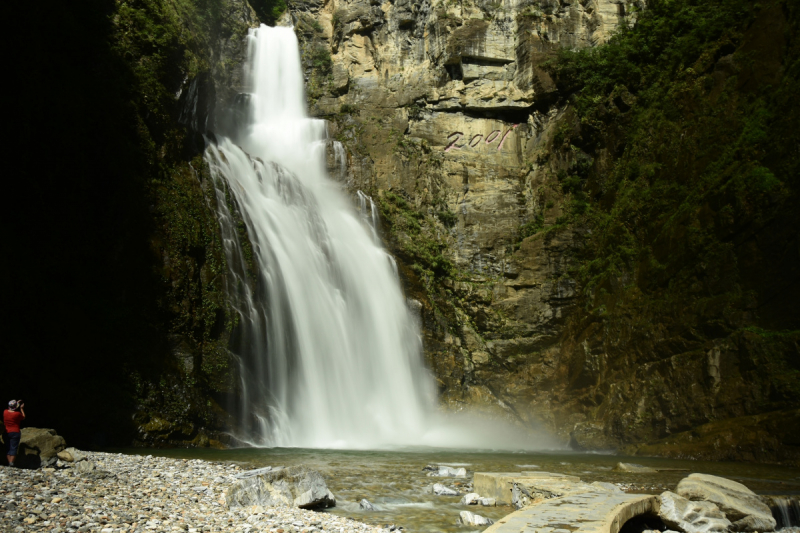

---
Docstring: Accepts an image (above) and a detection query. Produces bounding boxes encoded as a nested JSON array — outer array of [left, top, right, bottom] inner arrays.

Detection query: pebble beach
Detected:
[[0, 452, 394, 533]]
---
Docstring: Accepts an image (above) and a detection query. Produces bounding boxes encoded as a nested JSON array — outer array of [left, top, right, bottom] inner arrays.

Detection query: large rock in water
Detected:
[[677, 474, 776, 532], [459, 510, 494, 527], [658, 491, 732, 533], [18, 428, 66, 468], [224, 466, 335, 510]]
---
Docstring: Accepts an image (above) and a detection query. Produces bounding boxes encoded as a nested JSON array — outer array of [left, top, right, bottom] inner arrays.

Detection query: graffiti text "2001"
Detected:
[[445, 124, 518, 153]]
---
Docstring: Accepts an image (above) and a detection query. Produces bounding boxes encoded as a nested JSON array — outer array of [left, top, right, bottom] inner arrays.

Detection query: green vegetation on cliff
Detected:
[[539, 0, 800, 450]]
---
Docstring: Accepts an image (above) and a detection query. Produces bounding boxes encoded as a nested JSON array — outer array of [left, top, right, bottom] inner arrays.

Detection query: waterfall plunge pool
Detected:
[[110, 447, 800, 532]]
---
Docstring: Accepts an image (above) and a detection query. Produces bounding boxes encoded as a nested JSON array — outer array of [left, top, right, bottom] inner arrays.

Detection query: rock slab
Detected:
[[677, 473, 776, 532], [658, 491, 732, 533], [483, 491, 657, 533], [225, 465, 335, 510], [474, 471, 583, 505]]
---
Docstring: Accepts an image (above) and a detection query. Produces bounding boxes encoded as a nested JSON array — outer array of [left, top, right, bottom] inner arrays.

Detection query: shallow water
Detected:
[[113, 447, 800, 532]]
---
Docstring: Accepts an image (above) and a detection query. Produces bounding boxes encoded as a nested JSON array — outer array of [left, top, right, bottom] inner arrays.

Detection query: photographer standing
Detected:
[[4, 400, 25, 467]]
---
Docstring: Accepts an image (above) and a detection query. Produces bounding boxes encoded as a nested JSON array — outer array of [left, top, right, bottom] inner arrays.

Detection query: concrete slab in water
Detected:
[[483, 490, 657, 533], [474, 472, 585, 505]]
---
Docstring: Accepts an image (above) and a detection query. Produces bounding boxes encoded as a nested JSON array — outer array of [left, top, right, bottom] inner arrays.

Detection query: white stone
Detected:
[[461, 492, 480, 505], [459, 510, 494, 526]]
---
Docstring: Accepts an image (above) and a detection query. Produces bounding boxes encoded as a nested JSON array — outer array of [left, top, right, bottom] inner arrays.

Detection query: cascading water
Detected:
[[769, 497, 800, 529], [204, 24, 555, 450], [204, 25, 435, 449]]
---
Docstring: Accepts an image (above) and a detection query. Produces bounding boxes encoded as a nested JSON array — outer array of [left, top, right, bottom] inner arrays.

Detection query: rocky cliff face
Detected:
[[284, 0, 800, 463]]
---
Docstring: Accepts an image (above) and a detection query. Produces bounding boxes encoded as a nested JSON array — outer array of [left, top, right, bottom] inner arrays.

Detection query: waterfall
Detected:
[[204, 25, 435, 448], [769, 497, 800, 529], [202, 24, 557, 451]]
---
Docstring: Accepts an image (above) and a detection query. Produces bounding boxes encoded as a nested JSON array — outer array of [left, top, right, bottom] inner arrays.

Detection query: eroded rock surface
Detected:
[[677, 474, 776, 532], [658, 491, 732, 533], [225, 465, 336, 510]]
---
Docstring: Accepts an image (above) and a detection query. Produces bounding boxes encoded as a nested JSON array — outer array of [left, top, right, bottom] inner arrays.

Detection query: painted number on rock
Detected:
[[445, 125, 518, 153]]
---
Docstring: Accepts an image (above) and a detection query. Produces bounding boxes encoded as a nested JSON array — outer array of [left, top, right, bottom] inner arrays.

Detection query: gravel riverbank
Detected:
[[0, 452, 396, 533]]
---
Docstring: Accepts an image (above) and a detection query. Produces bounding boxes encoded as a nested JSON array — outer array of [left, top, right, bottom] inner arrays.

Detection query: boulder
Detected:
[[225, 466, 335, 510], [613, 462, 658, 474], [461, 493, 480, 505], [18, 428, 66, 468], [677, 473, 776, 532], [658, 491, 732, 533], [56, 447, 87, 463], [459, 510, 494, 527], [359, 498, 375, 511], [479, 497, 496, 506], [75, 460, 96, 474], [433, 483, 460, 496]]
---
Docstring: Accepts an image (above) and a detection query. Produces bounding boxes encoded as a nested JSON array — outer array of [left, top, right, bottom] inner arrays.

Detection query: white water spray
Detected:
[[205, 25, 556, 450]]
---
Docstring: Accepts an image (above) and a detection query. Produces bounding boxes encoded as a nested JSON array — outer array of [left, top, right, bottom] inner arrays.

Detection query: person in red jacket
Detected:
[[4, 400, 26, 467]]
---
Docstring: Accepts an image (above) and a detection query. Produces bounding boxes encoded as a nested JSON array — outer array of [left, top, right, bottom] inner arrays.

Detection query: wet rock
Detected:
[[359, 498, 375, 510], [677, 474, 776, 532], [461, 492, 480, 505], [427, 465, 467, 478], [459, 510, 494, 527], [225, 465, 336, 510], [18, 428, 66, 468], [658, 491, 732, 533], [462, 492, 497, 507], [433, 483, 460, 496], [613, 462, 658, 474]]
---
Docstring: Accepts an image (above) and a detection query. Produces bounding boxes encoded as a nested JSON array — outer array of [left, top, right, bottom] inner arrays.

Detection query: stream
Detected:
[[113, 447, 800, 532]]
